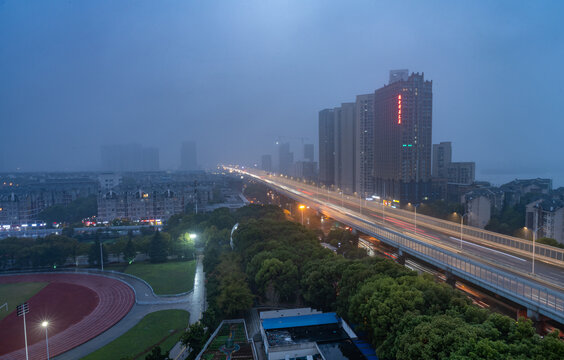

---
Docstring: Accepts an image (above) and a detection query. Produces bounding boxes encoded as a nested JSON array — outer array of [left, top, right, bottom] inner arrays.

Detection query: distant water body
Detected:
[[477, 171, 564, 188]]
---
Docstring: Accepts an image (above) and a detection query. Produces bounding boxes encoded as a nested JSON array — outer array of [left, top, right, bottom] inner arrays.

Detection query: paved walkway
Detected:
[[53, 257, 205, 360], [169, 254, 206, 360]]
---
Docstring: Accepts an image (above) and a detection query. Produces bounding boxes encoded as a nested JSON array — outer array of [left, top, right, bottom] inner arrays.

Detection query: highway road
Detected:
[[230, 167, 564, 290]]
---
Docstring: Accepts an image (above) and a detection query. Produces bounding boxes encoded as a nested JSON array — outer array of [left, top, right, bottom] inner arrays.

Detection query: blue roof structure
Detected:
[[353, 339, 379, 360], [262, 313, 339, 330]]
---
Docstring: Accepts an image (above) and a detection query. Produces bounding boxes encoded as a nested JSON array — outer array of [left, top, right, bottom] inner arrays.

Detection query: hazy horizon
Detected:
[[1, 1, 563, 186]]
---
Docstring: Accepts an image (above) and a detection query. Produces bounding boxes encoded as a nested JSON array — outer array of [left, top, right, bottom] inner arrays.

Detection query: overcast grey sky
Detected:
[[1, 0, 563, 186]]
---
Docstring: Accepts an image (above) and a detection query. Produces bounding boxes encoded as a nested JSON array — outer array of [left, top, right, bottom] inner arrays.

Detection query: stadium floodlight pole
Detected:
[[17, 303, 30, 360], [42, 321, 50, 360], [100, 241, 103, 270]]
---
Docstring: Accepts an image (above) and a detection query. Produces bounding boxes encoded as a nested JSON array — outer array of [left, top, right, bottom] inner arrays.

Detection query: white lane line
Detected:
[[450, 237, 526, 262]]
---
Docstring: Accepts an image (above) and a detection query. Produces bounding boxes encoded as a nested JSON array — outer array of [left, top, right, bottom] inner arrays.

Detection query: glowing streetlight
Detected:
[[524, 226, 542, 275], [189, 233, 197, 240], [299, 205, 305, 225], [42, 321, 50, 360]]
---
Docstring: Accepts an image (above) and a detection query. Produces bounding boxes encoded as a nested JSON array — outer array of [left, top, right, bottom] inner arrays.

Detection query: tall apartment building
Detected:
[[261, 154, 272, 172], [304, 144, 314, 162], [180, 141, 198, 171], [101, 144, 159, 172], [432, 141, 475, 186], [432, 142, 452, 178], [355, 94, 375, 196], [373, 71, 433, 203], [277, 142, 294, 175], [318, 109, 335, 186], [334, 103, 356, 194]]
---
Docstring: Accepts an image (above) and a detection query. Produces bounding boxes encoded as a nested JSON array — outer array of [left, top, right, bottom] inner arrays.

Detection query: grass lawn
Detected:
[[123, 261, 196, 295], [0, 282, 48, 321], [82, 309, 189, 360]]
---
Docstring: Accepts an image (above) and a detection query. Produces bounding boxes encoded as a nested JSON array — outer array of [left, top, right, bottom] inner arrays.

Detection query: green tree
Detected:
[[181, 322, 207, 360], [38, 195, 97, 224], [148, 230, 168, 263], [216, 279, 254, 317], [88, 238, 108, 266], [123, 237, 136, 263], [536, 237, 564, 249], [144, 346, 169, 360], [255, 258, 298, 303]]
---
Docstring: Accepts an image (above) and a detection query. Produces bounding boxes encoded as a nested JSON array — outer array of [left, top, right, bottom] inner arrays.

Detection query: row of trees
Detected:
[[0, 226, 196, 270], [198, 204, 563, 360]]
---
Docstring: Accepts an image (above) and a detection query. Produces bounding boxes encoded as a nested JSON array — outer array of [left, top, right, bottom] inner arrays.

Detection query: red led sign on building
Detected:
[[397, 94, 402, 124]]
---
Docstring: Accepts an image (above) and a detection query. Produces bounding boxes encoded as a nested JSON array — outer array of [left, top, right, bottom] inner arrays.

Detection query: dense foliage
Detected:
[[200, 204, 564, 360], [38, 195, 97, 224]]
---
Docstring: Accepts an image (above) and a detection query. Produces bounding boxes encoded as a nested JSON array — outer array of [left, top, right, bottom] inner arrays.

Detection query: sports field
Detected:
[[0, 273, 134, 360], [82, 309, 190, 360], [0, 282, 48, 321], [123, 261, 196, 295]]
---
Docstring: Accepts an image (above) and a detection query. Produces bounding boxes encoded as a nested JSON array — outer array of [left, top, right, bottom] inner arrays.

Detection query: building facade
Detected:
[[526, 198, 564, 245], [303, 144, 314, 162], [355, 94, 375, 197], [432, 141, 452, 178], [334, 103, 356, 194], [373, 71, 433, 203], [277, 142, 293, 175], [261, 154, 272, 172], [180, 141, 198, 171], [318, 109, 335, 186]]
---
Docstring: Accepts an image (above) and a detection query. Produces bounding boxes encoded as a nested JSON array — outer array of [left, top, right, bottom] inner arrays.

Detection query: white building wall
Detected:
[[467, 196, 491, 229]]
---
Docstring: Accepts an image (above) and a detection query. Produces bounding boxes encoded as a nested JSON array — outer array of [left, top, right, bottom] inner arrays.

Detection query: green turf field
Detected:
[[81, 309, 190, 360], [0, 282, 48, 321], [123, 261, 196, 295]]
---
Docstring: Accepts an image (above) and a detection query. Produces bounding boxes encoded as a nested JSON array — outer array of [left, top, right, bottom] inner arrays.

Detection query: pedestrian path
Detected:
[[53, 258, 206, 360]]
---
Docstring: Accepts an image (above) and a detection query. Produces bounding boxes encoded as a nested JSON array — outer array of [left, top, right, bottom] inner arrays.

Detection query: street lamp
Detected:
[[299, 205, 305, 225], [457, 212, 468, 249], [409, 203, 419, 235], [42, 321, 50, 360], [526, 226, 543, 275]]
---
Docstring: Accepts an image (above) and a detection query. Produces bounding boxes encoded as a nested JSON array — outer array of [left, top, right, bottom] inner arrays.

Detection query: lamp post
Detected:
[[413, 204, 419, 235], [42, 321, 50, 360], [382, 199, 385, 224], [299, 205, 305, 225], [530, 226, 545, 275], [458, 212, 468, 249]]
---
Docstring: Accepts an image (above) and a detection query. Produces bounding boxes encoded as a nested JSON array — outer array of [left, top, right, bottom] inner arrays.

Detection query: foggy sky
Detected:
[[1, 1, 563, 186]]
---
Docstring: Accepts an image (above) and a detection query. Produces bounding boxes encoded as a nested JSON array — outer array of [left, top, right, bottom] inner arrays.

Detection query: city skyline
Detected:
[[1, 1, 563, 186]]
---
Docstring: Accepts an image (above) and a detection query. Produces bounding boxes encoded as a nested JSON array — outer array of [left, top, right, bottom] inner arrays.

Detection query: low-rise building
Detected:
[[260, 308, 374, 360], [501, 178, 552, 207], [525, 198, 564, 245], [463, 188, 504, 229]]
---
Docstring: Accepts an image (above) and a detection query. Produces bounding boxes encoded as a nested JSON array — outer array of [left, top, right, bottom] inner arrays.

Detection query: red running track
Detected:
[[0, 273, 135, 360]]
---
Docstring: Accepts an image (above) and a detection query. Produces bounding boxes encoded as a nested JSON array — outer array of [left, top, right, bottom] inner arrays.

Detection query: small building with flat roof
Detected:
[[259, 308, 376, 360]]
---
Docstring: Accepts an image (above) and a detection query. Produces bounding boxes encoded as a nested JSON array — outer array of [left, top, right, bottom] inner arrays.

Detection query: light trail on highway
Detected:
[[229, 166, 564, 291]]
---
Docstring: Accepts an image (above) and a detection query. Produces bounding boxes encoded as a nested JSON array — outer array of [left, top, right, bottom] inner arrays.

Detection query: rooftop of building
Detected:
[[464, 187, 504, 200], [262, 313, 339, 330], [197, 320, 255, 360], [500, 178, 552, 191], [529, 197, 564, 212], [259, 308, 374, 360]]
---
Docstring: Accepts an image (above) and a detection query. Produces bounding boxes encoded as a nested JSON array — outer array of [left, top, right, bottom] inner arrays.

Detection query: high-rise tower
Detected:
[[180, 141, 197, 171], [318, 109, 335, 186], [373, 71, 433, 203]]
